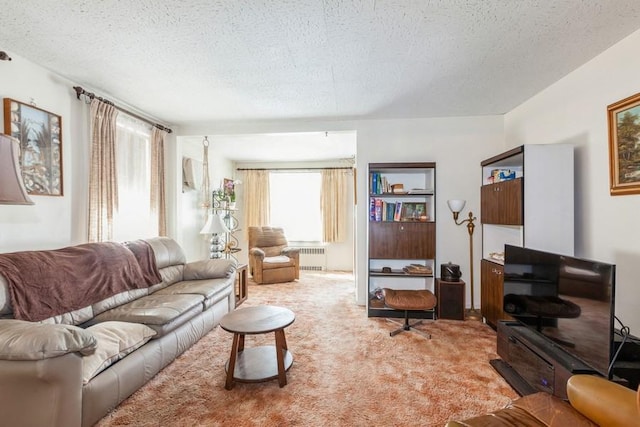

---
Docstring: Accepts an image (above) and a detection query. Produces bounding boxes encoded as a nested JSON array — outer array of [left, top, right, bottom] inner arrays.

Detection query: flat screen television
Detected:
[[503, 244, 616, 378]]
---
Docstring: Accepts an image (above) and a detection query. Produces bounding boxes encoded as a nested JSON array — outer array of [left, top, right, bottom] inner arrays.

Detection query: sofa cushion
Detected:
[[82, 321, 156, 384], [0, 319, 96, 360], [91, 288, 149, 317], [40, 305, 94, 326], [264, 255, 295, 269], [155, 278, 232, 300], [183, 259, 235, 280], [144, 237, 186, 269], [92, 293, 204, 327], [147, 264, 184, 293]]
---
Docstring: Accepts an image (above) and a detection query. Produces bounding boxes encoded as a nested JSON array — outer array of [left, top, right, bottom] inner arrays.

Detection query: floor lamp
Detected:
[[447, 199, 481, 321]]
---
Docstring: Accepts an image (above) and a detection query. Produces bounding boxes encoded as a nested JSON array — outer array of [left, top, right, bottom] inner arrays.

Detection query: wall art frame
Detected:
[[3, 98, 63, 196], [608, 91, 640, 196]]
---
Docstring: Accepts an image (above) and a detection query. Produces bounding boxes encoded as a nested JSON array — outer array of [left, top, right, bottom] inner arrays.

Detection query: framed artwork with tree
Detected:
[[608, 92, 640, 196], [3, 98, 63, 196]]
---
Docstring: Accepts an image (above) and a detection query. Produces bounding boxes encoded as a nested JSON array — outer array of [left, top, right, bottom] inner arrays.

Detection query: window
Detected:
[[269, 171, 322, 242], [112, 115, 157, 241]]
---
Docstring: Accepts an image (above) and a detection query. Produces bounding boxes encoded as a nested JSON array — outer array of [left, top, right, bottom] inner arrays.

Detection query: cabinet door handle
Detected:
[[492, 268, 502, 275], [508, 336, 517, 344]]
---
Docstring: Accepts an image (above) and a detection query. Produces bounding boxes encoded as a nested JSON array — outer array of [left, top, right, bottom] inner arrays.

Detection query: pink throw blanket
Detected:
[[0, 241, 161, 322]]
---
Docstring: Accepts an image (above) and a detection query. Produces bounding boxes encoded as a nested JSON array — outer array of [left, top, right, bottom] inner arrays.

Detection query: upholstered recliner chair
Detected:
[[248, 226, 300, 284]]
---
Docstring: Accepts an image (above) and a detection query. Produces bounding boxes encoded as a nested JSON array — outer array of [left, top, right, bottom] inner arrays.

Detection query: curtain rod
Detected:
[[236, 166, 353, 171], [73, 86, 173, 134]]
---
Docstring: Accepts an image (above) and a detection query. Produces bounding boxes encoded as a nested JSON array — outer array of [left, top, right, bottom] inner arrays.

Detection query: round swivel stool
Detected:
[[382, 288, 437, 339]]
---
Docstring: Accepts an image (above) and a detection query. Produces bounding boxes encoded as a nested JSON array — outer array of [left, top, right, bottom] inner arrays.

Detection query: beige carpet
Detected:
[[96, 271, 517, 427]]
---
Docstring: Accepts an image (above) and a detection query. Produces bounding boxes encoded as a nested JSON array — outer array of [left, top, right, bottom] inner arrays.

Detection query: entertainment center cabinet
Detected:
[[493, 321, 595, 399], [480, 144, 574, 328], [493, 320, 640, 398]]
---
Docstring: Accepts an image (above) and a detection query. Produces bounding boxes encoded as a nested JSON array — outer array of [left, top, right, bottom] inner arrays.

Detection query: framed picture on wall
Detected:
[[3, 98, 63, 196], [608, 92, 640, 196]]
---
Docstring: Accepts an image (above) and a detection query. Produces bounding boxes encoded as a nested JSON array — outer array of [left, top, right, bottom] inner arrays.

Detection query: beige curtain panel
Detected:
[[151, 127, 168, 236], [88, 99, 119, 242], [242, 169, 270, 238], [321, 169, 350, 243]]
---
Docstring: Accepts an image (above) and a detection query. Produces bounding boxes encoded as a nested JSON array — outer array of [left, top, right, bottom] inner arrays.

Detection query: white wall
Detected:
[[505, 28, 640, 334], [176, 136, 235, 261], [0, 52, 78, 252]]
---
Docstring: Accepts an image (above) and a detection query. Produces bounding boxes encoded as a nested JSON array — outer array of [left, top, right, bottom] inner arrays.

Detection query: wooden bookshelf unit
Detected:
[[367, 162, 436, 319]]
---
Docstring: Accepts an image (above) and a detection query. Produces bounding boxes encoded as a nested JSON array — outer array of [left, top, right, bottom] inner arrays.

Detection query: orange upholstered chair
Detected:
[[248, 226, 300, 284]]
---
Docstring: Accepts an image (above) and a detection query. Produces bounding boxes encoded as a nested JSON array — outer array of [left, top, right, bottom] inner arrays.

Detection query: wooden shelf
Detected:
[[370, 269, 433, 278]]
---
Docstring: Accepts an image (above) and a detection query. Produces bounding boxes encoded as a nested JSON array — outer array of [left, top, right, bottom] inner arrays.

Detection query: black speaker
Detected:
[[436, 279, 465, 320]]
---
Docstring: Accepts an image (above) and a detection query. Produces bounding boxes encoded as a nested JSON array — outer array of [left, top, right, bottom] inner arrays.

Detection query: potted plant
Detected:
[[224, 179, 236, 209]]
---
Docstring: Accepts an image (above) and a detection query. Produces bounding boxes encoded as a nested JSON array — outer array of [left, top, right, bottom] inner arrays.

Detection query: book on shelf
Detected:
[[374, 198, 382, 221], [386, 202, 396, 221], [393, 202, 402, 221], [370, 173, 378, 194], [369, 197, 376, 221]]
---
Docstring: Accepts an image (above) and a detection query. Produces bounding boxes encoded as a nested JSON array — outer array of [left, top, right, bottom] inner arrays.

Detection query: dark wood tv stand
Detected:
[[492, 321, 597, 400]]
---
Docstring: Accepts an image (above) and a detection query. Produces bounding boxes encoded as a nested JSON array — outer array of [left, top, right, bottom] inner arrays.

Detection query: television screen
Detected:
[[503, 244, 616, 377]]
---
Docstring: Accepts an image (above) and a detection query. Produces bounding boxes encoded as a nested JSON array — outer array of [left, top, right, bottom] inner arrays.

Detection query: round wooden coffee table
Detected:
[[220, 305, 295, 389]]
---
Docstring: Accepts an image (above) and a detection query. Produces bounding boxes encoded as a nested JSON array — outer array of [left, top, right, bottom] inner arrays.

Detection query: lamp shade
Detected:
[[447, 199, 466, 213], [0, 134, 34, 205], [200, 214, 229, 234]]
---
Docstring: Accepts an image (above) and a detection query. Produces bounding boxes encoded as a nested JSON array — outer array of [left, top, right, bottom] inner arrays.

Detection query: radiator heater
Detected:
[[296, 246, 327, 271]]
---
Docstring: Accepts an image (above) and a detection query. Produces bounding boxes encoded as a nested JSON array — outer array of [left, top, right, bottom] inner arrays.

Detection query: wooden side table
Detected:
[[435, 278, 465, 320], [235, 263, 248, 307], [220, 305, 295, 389]]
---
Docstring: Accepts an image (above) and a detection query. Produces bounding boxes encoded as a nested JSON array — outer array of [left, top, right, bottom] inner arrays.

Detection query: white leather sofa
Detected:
[[0, 237, 236, 427]]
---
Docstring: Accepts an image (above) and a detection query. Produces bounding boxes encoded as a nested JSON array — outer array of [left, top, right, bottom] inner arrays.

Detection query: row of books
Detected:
[[370, 172, 392, 195], [369, 198, 429, 222]]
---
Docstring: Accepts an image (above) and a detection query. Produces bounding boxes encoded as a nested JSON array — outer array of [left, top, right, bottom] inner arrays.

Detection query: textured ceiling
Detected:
[[2, 1, 640, 127]]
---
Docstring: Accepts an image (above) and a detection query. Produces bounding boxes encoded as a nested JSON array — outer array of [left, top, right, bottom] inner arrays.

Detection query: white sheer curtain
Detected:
[[112, 114, 157, 241]]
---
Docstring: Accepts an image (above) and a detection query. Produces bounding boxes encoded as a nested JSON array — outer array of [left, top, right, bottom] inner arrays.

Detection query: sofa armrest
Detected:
[[282, 247, 300, 258], [249, 247, 265, 259], [0, 319, 96, 360], [567, 374, 639, 426], [183, 258, 235, 280]]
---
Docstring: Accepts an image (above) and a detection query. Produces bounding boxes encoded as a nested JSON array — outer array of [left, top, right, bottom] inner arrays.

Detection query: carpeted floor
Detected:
[[96, 271, 517, 427]]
